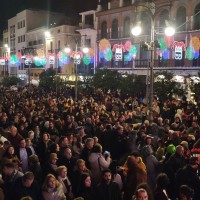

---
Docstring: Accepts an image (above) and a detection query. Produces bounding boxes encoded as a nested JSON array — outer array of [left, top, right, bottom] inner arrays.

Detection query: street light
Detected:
[[65, 41, 89, 101], [131, 2, 175, 120]]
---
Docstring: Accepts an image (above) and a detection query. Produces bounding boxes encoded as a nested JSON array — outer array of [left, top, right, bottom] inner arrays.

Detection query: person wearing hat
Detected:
[[43, 153, 59, 180], [175, 157, 200, 200]]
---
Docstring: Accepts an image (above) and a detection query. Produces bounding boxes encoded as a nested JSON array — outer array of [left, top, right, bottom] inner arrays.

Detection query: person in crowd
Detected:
[[88, 143, 111, 185], [134, 183, 154, 200], [2, 145, 20, 166], [154, 173, 170, 200], [43, 153, 59, 179], [79, 137, 94, 168], [25, 138, 36, 154], [29, 154, 42, 184], [7, 125, 23, 149], [56, 165, 73, 199], [95, 169, 122, 200], [16, 138, 32, 173], [179, 185, 194, 200], [123, 156, 147, 200], [14, 171, 41, 200], [37, 133, 53, 167], [71, 159, 91, 196], [42, 173, 66, 200], [1, 162, 24, 199], [133, 188, 149, 200], [76, 173, 95, 200], [141, 145, 159, 191], [164, 145, 186, 199], [72, 135, 84, 158], [57, 147, 77, 181], [175, 157, 200, 200]]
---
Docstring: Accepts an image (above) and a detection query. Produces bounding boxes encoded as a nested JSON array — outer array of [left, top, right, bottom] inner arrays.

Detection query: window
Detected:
[[141, 12, 151, 35], [111, 19, 118, 39], [101, 21, 107, 38], [18, 36, 20, 43], [123, 17, 130, 37], [50, 41, 53, 52], [57, 40, 61, 50], [23, 20, 25, 27], [159, 10, 169, 33], [194, 3, 200, 30], [176, 7, 186, 31]]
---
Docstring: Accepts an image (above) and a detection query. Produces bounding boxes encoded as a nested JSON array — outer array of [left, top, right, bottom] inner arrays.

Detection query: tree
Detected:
[[39, 68, 56, 89], [154, 71, 184, 101], [1, 76, 21, 87], [190, 72, 200, 102], [91, 69, 122, 92]]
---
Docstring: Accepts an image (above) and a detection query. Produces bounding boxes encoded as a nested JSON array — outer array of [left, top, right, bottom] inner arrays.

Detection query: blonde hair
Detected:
[[56, 165, 67, 176], [42, 174, 60, 191]]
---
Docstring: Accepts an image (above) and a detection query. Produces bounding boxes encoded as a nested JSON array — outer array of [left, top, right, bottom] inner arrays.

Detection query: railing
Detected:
[[97, 59, 200, 69]]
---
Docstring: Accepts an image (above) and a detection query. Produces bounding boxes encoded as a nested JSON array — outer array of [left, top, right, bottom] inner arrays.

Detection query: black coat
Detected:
[[95, 181, 121, 200]]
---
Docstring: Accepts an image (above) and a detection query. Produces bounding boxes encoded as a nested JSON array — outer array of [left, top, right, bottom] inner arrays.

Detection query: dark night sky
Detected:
[[0, 0, 103, 38]]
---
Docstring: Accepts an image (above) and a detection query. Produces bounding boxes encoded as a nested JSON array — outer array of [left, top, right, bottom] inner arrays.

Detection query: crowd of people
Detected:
[[0, 85, 199, 200]]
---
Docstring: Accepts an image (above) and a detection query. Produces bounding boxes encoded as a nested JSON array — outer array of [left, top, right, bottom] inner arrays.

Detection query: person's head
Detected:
[[42, 133, 49, 141], [25, 138, 32, 147], [85, 138, 94, 150], [179, 185, 194, 200], [42, 174, 60, 191], [176, 145, 184, 156], [9, 125, 18, 137], [189, 157, 199, 170], [49, 153, 58, 164], [156, 173, 169, 189], [2, 162, 15, 176], [20, 196, 32, 200], [6, 145, 15, 156], [64, 147, 72, 159], [3, 141, 10, 150], [135, 183, 153, 200], [28, 131, 34, 140], [135, 188, 148, 200], [20, 139, 26, 148], [102, 169, 112, 184], [22, 172, 34, 187], [59, 136, 69, 147], [56, 165, 67, 178], [76, 159, 86, 172], [80, 173, 91, 188], [91, 143, 102, 154]]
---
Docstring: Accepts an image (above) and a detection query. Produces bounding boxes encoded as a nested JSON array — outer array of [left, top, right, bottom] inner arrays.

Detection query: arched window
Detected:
[[123, 17, 130, 37], [194, 4, 200, 30], [141, 12, 151, 35], [57, 40, 61, 50], [159, 10, 169, 32], [111, 19, 118, 39], [176, 7, 186, 31], [101, 21, 107, 38]]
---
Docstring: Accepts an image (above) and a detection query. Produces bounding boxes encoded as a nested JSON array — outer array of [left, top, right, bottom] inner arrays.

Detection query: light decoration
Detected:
[[190, 36, 200, 52], [164, 35, 173, 47], [83, 55, 90, 65], [57, 50, 70, 66], [34, 56, 47, 66], [129, 45, 137, 55], [158, 38, 167, 51], [9, 54, 20, 66], [194, 51, 199, 59], [124, 41, 132, 51], [0, 58, 6, 65], [172, 41, 186, 60], [124, 52, 132, 62], [163, 49, 170, 60], [105, 49, 113, 61], [99, 39, 111, 51], [186, 46, 195, 60], [48, 53, 55, 65]]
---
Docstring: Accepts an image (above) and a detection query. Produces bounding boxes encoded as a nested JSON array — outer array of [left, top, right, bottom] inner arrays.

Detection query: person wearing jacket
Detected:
[[88, 143, 111, 185]]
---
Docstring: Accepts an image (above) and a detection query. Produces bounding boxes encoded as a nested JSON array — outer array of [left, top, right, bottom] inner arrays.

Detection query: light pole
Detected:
[[65, 39, 89, 101], [131, 2, 175, 120]]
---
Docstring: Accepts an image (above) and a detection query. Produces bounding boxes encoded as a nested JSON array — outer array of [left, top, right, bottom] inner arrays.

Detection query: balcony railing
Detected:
[[97, 59, 200, 70]]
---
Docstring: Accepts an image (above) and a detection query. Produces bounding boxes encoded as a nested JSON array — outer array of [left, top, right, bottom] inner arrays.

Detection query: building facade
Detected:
[[95, 0, 200, 76]]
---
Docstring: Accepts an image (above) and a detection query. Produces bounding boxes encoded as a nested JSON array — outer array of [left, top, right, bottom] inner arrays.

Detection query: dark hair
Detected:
[[22, 171, 34, 181], [156, 173, 169, 189], [91, 143, 102, 153], [102, 169, 111, 175], [179, 185, 194, 199], [135, 183, 154, 200]]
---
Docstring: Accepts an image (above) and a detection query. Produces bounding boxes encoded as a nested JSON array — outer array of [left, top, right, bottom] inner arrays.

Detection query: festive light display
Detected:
[[190, 36, 200, 51], [186, 46, 195, 60], [83, 55, 90, 65], [164, 35, 173, 47], [99, 39, 111, 51]]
